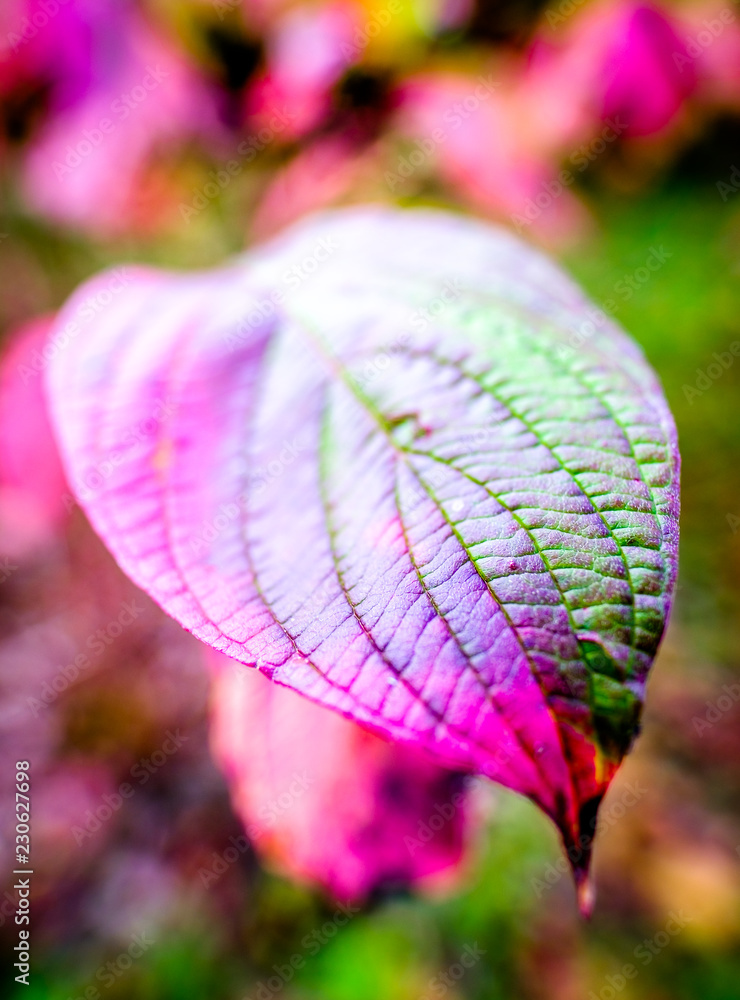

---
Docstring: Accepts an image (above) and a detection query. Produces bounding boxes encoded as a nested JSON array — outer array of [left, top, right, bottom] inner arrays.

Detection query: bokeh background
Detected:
[[1, 0, 739, 997]]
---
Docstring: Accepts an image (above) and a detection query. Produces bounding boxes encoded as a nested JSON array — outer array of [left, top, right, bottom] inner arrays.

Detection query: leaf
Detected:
[[45, 207, 679, 909], [0, 316, 70, 555], [208, 648, 473, 901]]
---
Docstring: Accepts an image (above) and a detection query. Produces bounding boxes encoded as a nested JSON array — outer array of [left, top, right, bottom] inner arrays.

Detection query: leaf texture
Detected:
[[45, 207, 680, 897]]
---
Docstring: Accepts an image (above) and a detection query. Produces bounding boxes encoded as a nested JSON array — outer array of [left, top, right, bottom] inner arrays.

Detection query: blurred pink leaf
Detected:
[[524, 1, 696, 143], [395, 73, 590, 244], [251, 134, 380, 239], [209, 649, 472, 901], [0, 315, 69, 555], [19, 1, 223, 235], [0, 0, 95, 110], [246, 1, 360, 141]]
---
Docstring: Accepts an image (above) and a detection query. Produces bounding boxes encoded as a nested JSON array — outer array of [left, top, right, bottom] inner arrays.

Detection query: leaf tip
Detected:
[[575, 870, 596, 920]]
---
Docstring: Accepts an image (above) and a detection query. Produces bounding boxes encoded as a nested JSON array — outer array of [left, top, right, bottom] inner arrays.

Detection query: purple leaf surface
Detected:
[[45, 207, 680, 906]]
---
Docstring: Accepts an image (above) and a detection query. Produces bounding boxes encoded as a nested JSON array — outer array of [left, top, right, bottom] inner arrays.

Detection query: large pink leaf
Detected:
[[45, 207, 680, 910]]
